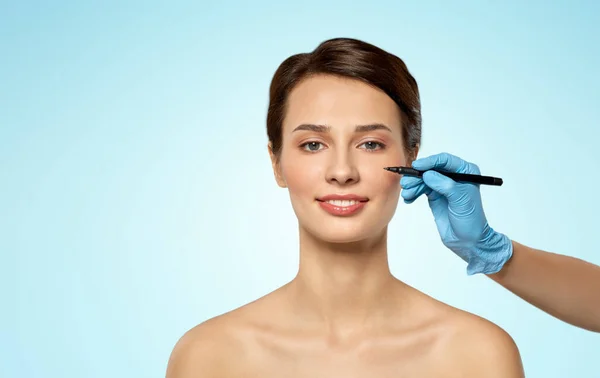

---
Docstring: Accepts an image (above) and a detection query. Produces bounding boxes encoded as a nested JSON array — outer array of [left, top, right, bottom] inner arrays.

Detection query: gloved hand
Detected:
[[400, 152, 513, 275]]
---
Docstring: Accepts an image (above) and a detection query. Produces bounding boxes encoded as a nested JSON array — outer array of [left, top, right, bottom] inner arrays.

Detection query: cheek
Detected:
[[367, 168, 401, 198], [281, 157, 322, 196], [364, 150, 404, 195]]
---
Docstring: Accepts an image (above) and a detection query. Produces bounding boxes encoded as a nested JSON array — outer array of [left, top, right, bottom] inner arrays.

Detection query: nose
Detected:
[[325, 149, 360, 186]]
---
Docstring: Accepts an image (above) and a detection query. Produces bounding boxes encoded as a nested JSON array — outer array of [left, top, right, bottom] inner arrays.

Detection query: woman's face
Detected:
[[270, 74, 413, 243]]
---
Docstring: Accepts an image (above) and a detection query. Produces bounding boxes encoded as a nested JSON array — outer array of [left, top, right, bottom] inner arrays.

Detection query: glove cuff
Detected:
[[466, 227, 513, 275]]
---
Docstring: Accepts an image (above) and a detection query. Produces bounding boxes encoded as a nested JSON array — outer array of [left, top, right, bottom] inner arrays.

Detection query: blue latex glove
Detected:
[[400, 152, 513, 275]]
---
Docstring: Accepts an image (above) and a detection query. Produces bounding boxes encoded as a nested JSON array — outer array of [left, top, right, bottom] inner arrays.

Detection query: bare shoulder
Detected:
[[166, 314, 238, 378], [435, 307, 524, 378], [405, 288, 524, 377], [165, 292, 281, 378]]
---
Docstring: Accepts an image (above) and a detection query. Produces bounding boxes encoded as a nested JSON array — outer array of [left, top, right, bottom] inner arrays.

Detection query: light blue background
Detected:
[[2, 1, 599, 377]]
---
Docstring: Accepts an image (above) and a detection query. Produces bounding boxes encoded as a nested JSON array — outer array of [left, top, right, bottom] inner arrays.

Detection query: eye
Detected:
[[300, 141, 325, 152], [359, 141, 385, 151]]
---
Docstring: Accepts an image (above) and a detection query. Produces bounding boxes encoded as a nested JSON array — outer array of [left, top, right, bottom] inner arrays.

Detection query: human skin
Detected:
[[490, 240, 600, 333], [166, 75, 525, 378]]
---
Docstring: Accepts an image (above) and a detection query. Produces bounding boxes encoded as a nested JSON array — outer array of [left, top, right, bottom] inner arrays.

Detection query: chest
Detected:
[[226, 339, 455, 378], [240, 358, 446, 378]]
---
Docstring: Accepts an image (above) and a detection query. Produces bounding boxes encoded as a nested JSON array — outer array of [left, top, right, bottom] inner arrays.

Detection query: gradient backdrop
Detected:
[[2, 1, 599, 377]]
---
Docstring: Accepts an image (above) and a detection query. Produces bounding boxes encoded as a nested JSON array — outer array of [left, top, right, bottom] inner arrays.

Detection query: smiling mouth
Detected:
[[317, 199, 366, 207], [315, 196, 369, 216], [316, 194, 369, 202]]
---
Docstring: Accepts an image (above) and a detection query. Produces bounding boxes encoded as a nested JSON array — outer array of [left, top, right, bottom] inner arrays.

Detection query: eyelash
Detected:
[[299, 140, 386, 153]]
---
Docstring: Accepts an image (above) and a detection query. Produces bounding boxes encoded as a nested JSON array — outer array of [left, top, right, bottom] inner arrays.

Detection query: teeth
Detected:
[[326, 200, 359, 207]]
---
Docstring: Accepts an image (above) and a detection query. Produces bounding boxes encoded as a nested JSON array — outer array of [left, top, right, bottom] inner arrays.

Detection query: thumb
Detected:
[[422, 170, 457, 199]]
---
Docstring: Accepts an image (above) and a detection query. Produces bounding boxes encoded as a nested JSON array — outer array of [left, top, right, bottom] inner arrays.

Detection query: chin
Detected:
[[292, 200, 396, 244], [302, 219, 388, 244]]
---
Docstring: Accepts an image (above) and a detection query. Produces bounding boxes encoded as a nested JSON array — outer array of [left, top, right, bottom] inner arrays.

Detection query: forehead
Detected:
[[283, 74, 402, 131]]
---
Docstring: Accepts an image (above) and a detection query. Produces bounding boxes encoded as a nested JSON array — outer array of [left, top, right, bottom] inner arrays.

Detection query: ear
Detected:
[[268, 142, 287, 188], [405, 143, 420, 166]]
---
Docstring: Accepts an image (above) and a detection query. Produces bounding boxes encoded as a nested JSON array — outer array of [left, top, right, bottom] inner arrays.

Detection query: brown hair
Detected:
[[267, 37, 421, 161]]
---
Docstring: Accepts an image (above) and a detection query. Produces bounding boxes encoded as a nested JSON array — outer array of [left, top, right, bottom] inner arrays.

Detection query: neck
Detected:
[[284, 225, 405, 340]]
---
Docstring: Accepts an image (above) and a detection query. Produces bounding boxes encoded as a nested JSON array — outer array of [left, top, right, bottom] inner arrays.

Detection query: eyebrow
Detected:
[[292, 123, 393, 133]]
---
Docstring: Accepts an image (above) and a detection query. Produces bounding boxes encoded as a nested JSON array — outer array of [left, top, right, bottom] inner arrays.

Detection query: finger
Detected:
[[421, 170, 459, 199], [426, 189, 449, 224], [400, 176, 422, 189], [401, 183, 431, 204], [412, 152, 479, 174], [404, 190, 431, 204]]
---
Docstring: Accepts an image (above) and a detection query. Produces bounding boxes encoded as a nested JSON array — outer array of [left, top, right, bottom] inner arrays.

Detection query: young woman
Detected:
[[166, 37, 524, 378]]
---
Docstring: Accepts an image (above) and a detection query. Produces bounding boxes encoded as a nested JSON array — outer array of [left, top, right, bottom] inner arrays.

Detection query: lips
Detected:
[[317, 194, 369, 202], [316, 194, 369, 216]]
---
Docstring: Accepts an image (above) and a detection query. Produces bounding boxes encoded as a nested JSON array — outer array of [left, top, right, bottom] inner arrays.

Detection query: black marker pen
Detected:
[[384, 167, 503, 186]]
